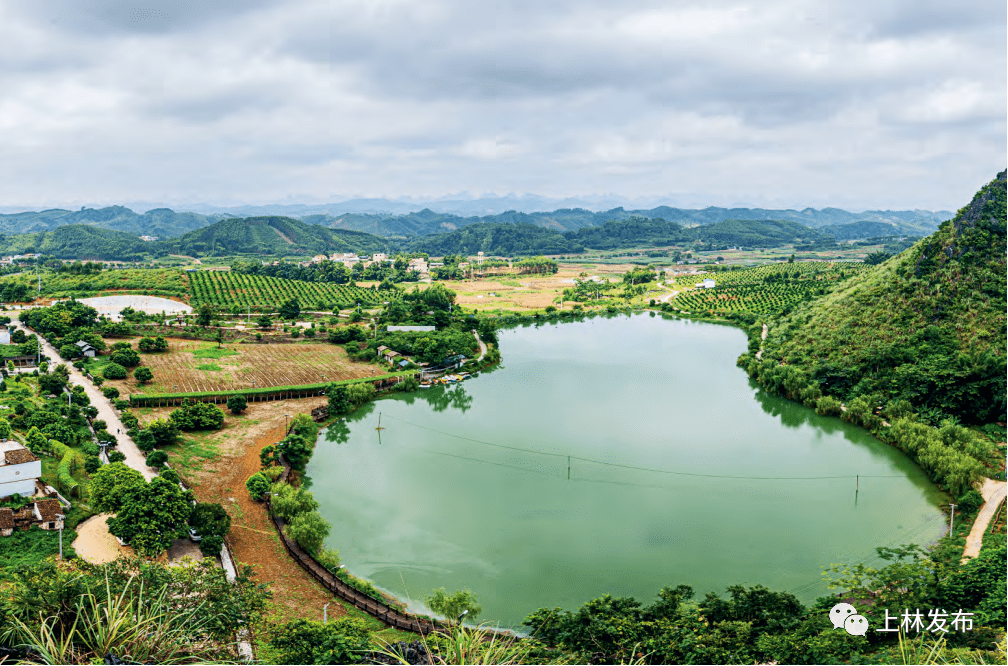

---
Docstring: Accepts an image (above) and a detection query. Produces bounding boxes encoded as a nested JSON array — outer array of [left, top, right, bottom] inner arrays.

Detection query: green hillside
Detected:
[[160, 216, 391, 257], [754, 171, 1006, 425], [408, 222, 584, 256]]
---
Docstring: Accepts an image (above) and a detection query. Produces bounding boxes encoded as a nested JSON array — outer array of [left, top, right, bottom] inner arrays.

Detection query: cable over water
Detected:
[[381, 413, 907, 482]]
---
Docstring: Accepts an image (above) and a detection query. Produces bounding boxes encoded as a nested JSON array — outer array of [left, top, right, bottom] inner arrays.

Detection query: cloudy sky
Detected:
[[1, 0, 1004, 212]]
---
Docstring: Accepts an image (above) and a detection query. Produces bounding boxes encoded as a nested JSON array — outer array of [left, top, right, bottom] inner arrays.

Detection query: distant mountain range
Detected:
[[0, 202, 952, 241]]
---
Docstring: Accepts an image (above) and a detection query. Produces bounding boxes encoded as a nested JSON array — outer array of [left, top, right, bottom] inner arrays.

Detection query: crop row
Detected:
[[188, 271, 382, 311], [129, 372, 416, 407]]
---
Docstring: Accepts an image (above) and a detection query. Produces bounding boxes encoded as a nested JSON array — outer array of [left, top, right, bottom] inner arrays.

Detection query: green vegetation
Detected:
[[0, 267, 188, 300], [408, 222, 585, 256], [1, 557, 270, 663], [188, 270, 382, 311], [0, 525, 78, 575], [669, 261, 868, 318], [753, 171, 1006, 426]]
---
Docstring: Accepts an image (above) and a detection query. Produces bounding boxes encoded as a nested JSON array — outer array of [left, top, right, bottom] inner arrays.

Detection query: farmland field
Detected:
[[94, 338, 377, 394], [187, 271, 383, 311], [668, 261, 868, 317]]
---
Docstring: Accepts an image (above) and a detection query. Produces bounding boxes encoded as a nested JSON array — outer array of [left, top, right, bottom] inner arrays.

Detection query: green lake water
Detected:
[[306, 313, 947, 627]]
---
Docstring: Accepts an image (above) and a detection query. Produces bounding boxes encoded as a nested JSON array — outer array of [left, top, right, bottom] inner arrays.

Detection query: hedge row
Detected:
[[51, 440, 80, 498], [128, 371, 418, 407]]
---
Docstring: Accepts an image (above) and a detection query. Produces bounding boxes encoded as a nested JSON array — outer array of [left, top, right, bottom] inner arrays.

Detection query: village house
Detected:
[[75, 340, 97, 357], [371, 253, 388, 263], [0, 441, 41, 499], [33, 497, 64, 531]]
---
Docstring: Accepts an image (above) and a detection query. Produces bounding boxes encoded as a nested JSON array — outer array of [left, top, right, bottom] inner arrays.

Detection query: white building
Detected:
[[0, 442, 41, 499], [0, 326, 9, 345], [694, 278, 716, 289], [371, 253, 388, 263]]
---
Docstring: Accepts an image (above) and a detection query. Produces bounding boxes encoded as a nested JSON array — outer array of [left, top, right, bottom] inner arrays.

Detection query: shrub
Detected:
[[146, 418, 180, 446], [815, 395, 843, 417], [246, 473, 270, 501], [102, 386, 120, 400], [91, 375, 104, 387], [108, 450, 126, 463], [134, 428, 156, 452], [287, 510, 330, 553], [119, 411, 139, 431], [113, 398, 129, 410], [84, 455, 101, 474], [102, 363, 127, 380], [110, 348, 140, 368], [169, 398, 225, 431], [134, 367, 153, 385], [145, 450, 169, 470], [189, 502, 231, 557], [226, 394, 248, 415], [957, 489, 985, 514], [92, 419, 107, 432], [263, 465, 283, 482]]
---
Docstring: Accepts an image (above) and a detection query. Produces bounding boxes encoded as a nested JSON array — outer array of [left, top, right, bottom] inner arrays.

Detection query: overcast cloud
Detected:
[[0, 0, 1003, 211]]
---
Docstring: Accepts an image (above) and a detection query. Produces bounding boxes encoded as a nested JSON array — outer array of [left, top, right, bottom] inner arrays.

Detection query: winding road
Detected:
[[11, 312, 154, 480], [962, 478, 1007, 562]]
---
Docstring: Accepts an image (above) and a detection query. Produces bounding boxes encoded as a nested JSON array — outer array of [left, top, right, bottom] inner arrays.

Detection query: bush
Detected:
[[146, 418, 180, 446], [119, 411, 139, 431], [113, 398, 129, 410], [91, 375, 104, 387], [263, 465, 283, 482], [287, 510, 330, 553], [169, 398, 225, 431], [84, 455, 101, 474], [134, 428, 156, 452], [92, 419, 108, 432], [145, 450, 169, 470], [102, 386, 120, 400], [134, 367, 153, 384], [102, 363, 127, 380], [815, 395, 844, 417], [110, 348, 140, 368], [108, 450, 126, 463], [226, 394, 248, 415], [957, 489, 985, 513], [189, 502, 231, 557], [246, 473, 270, 501]]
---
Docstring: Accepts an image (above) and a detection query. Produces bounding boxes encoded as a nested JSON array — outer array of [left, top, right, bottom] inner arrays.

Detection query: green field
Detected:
[[669, 261, 867, 317], [187, 271, 383, 311]]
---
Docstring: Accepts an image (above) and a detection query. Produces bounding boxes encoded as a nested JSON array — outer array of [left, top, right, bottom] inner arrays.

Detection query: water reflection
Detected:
[[383, 384, 474, 414]]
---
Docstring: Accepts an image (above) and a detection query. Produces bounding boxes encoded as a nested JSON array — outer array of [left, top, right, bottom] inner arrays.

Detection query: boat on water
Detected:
[[419, 382, 432, 389]]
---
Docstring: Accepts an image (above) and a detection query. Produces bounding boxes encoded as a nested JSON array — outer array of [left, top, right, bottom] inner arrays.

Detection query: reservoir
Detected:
[[306, 313, 946, 627]]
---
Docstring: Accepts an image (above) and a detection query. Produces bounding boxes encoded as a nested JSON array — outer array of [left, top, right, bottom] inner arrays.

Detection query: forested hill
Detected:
[[406, 222, 584, 256], [310, 204, 948, 238], [562, 216, 832, 250], [0, 206, 215, 237], [160, 216, 390, 257], [757, 170, 1007, 425]]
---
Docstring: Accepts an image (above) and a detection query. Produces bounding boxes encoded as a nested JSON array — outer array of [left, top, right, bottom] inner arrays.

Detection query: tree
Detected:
[[246, 472, 271, 501], [0, 417, 11, 440], [426, 588, 482, 625], [102, 362, 127, 380], [276, 434, 312, 471], [326, 383, 350, 416], [108, 450, 126, 463], [59, 344, 80, 360], [145, 450, 168, 470], [38, 361, 48, 374], [189, 502, 232, 557], [146, 418, 180, 447], [108, 476, 194, 557], [268, 617, 373, 665], [84, 455, 101, 474], [279, 298, 301, 321], [134, 428, 157, 452], [259, 445, 276, 469], [25, 426, 48, 455], [197, 303, 214, 327], [226, 394, 248, 414], [102, 386, 120, 400], [110, 348, 140, 368], [287, 510, 330, 553], [270, 482, 319, 522], [134, 367, 153, 385], [90, 462, 146, 513], [169, 398, 225, 431]]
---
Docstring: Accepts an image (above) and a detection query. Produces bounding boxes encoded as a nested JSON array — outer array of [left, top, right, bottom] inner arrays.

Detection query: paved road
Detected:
[[473, 329, 487, 361], [962, 478, 1007, 562], [11, 312, 155, 480]]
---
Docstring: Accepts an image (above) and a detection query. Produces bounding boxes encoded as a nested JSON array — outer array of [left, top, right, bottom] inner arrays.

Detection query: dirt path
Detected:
[[73, 514, 130, 564], [755, 323, 768, 361], [473, 330, 487, 361], [163, 398, 340, 624], [656, 283, 679, 304], [962, 478, 1007, 562], [14, 313, 155, 480]]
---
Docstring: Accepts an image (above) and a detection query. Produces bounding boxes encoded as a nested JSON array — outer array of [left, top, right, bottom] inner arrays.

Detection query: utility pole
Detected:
[[56, 514, 66, 559], [949, 504, 957, 535]]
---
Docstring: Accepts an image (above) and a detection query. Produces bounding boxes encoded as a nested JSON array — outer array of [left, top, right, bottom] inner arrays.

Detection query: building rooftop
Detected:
[[35, 498, 61, 523], [0, 442, 37, 467], [0, 507, 12, 530]]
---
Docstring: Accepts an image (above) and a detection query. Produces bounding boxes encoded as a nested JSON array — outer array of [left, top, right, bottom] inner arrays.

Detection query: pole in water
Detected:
[[856, 475, 859, 493], [567, 456, 571, 480]]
